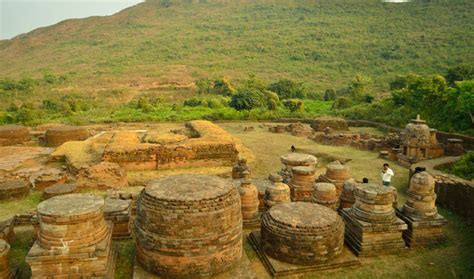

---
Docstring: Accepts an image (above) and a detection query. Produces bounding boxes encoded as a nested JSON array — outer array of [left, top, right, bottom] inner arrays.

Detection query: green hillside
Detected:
[[1, 0, 473, 91], [0, 0, 473, 132]]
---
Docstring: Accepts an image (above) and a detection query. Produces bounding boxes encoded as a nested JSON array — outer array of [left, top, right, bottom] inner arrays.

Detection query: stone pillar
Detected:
[[238, 178, 260, 227], [312, 182, 338, 210], [396, 172, 447, 247], [0, 240, 13, 279], [26, 194, 116, 278], [263, 174, 291, 210], [104, 198, 132, 239], [135, 174, 242, 278], [289, 166, 316, 202]]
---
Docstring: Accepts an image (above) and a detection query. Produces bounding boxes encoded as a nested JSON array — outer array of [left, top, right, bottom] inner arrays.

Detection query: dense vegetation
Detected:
[[441, 151, 474, 180]]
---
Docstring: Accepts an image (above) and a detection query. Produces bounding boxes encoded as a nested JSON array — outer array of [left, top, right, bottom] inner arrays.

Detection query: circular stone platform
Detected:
[[45, 126, 89, 147], [352, 183, 395, 223], [135, 174, 242, 278], [313, 182, 338, 210], [261, 202, 344, 265], [0, 125, 30, 146], [36, 194, 108, 250], [0, 180, 30, 200], [42, 183, 77, 200]]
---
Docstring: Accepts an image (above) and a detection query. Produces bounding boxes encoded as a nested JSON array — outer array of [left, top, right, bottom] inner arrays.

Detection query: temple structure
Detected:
[[398, 115, 444, 166], [288, 166, 316, 202], [279, 153, 317, 183], [313, 182, 339, 210], [317, 161, 351, 197], [263, 174, 291, 210]]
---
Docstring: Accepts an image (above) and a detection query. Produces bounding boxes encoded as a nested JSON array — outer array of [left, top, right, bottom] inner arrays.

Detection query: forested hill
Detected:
[[0, 0, 473, 92]]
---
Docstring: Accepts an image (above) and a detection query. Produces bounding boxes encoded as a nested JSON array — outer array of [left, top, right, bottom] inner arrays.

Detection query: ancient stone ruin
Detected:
[[238, 177, 260, 227], [232, 157, 251, 179], [0, 125, 30, 146], [0, 219, 15, 244], [134, 174, 242, 277], [279, 153, 317, 183], [261, 202, 344, 265], [45, 125, 89, 147], [313, 182, 339, 210], [339, 179, 358, 210], [0, 240, 13, 279], [103, 120, 239, 171], [310, 116, 349, 132], [317, 161, 351, 197], [263, 174, 291, 210], [445, 138, 465, 156], [26, 194, 116, 278], [341, 183, 407, 256], [104, 198, 132, 239], [289, 166, 316, 202], [398, 115, 444, 166], [396, 171, 447, 247], [42, 183, 77, 200], [0, 180, 30, 200]]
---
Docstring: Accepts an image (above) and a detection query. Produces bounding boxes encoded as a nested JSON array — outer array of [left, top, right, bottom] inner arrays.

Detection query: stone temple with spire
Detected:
[[397, 115, 444, 166]]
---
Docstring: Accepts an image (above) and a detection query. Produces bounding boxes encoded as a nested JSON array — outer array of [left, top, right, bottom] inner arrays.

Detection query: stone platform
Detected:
[[0, 180, 29, 200], [248, 231, 360, 277], [395, 209, 448, 247], [341, 209, 407, 257]]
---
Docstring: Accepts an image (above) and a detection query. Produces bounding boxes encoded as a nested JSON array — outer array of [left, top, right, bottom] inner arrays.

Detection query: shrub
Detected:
[[268, 78, 305, 99], [183, 97, 203, 107], [212, 78, 236, 96], [445, 64, 474, 86], [264, 91, 280, 110], [332, 97, 353, 109], [323, 88, 336, 101], [229, 88, 266, 110], [283, 99, 304, 112], [451, 151, 474, 180]]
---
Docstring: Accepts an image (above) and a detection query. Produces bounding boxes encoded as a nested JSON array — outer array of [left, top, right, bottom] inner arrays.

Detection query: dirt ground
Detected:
[[2, 122, 474, 279]]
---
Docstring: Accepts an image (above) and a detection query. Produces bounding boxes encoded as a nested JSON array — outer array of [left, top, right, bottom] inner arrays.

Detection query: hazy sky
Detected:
[[0, 0, 143, 40]]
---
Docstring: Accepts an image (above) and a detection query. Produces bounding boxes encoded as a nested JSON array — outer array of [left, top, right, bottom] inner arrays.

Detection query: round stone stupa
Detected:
[[135, 174, 242, 278], [261, 202, 344, 265]]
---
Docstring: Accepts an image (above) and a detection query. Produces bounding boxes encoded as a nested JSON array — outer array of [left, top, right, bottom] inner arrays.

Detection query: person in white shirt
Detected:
[[381, 163, 394, 186]]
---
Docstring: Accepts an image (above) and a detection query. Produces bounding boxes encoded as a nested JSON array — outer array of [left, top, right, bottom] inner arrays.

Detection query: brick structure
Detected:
[[232, 157, 251, 179], [339, 179, 358, 210], [398, 115, 444, 166], [42, 183, 77, 200], [45, 125, 89, 147], [396, 171, 447, 247], [135, 174, 242, 278], [26, 194, 116, 278], [238, 178, 260, 227], [310, 117, 349, 132], [289, 166, 316, 202], [263, 174, 291, 210], [0, 240, 13, 279], [317, 161, 351, 197], [0, 180, 29, 200], [279, 153, 317, 183], [104, 198, 132, 239], [103, 121, 239, 171], [261, 202, 344, 265], [0, 219, 15, 244], [76, 162, 128, 189], [313, 182, 338, 210], [0, 125, 30, 146], [342, 183, 407, 257]]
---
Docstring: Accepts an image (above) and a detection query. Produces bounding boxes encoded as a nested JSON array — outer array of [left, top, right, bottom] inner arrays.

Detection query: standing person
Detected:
[[381, 163, 394, 186]]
